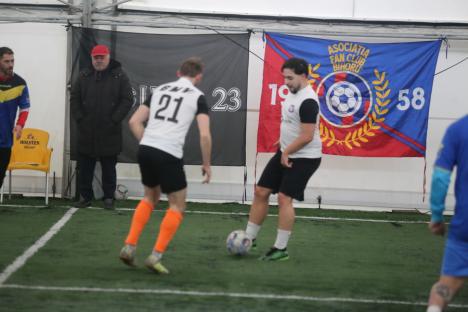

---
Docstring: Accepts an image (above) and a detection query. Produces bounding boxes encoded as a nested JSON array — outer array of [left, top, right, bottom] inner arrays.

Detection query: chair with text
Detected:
[[0, 128, 53, 205]]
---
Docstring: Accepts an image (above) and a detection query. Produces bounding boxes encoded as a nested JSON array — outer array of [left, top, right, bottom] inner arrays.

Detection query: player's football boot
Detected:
[[119, 244, 136, 267], [251, 238, 257, 250], [144, 254, 169, 274], [260, 247, 289, 261]]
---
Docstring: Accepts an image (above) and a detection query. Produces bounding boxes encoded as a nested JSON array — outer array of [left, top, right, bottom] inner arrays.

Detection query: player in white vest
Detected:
[[245, 57, 322, 261], [119, 57, 212, 274]]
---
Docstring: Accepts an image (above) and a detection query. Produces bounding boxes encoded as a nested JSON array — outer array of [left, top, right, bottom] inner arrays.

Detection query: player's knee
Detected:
[[254, 187, 270, 200], [432, 282, 454, 304], [277, 192, 292, 206], [143, 195, 156, 206], [171, 203, 186, 212]]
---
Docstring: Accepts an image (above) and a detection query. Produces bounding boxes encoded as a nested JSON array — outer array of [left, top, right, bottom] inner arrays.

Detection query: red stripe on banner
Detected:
[[257, 41, 285, 153], [310, 81, 318, 91], [335, 72, 347, 82], [318, 84, 325, 97], [342, 116, 354, 125], [311, 76, 323, 94], [364, 100, 370, 112], [265, 34, 293, 60], [379, 122, 426, 152], [321, 119, 424, 157]]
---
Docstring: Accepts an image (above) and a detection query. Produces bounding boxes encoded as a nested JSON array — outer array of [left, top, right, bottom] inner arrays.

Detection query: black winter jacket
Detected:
[[70, 59, 134, 157]]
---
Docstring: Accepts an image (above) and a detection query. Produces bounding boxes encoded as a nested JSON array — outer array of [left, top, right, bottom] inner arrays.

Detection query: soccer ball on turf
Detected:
[[226, 230, 252, 256], [114, 184, 128, 200]]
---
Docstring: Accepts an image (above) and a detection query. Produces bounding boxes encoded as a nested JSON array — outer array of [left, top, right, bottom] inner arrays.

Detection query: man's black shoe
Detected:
[[73, 198, 91, 208], [103, 198, 115, 210]]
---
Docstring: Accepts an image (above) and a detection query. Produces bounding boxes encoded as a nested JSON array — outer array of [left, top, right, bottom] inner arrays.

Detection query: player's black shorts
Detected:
[[258, 150, 321, 201], [137, 145, 187, 194]]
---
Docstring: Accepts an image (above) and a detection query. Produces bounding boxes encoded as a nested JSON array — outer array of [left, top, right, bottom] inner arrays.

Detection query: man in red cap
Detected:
[[90, 44, 110, 70], [70, 44, 133, 210]]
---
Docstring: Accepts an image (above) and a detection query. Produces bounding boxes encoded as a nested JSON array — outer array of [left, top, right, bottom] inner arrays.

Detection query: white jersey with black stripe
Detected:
[[280, 84, 322, 158], [140, 77, 208, 159]]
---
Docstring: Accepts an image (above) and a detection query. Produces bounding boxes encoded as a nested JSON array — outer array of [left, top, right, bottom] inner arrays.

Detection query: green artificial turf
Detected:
[[0, 198, 465, 311]]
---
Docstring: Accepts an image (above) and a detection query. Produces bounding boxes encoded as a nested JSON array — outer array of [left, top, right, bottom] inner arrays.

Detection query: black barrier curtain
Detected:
[[70, 27, 248, 166]]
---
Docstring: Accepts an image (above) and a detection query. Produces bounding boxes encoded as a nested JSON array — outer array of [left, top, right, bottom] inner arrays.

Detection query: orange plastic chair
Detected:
[[0, 128, 53, 205]]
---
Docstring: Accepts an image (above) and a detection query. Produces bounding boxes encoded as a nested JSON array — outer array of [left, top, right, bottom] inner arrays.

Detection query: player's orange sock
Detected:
[[125, 199, 154, 246], [154, 208, 183, 253]]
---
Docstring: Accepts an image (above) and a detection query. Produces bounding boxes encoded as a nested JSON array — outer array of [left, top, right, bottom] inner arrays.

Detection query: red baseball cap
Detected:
[[91, 44, 110, 56]]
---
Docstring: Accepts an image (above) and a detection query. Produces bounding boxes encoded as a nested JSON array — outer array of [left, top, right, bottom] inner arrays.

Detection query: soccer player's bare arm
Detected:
[[196, 113, 212, 183], [429, 222, 446, 236], [128, 105, 150, 142]]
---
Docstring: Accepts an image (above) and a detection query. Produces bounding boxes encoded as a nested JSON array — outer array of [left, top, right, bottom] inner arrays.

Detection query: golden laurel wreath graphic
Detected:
[[314, 68, 391, 149], [308, 63, 321, 85]]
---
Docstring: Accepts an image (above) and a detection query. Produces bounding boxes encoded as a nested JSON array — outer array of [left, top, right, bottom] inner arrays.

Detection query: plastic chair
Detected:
[[0, 128, 53, 205]]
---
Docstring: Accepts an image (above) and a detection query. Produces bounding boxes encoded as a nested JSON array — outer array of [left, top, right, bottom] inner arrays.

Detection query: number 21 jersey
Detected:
[[140, 77, 209, 159]]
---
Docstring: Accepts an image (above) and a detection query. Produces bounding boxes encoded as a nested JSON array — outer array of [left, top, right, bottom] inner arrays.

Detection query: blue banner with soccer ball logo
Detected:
[[258, 33, 441, 157]]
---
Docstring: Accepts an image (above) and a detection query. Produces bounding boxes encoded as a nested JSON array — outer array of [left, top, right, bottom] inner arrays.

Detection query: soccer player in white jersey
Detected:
[[119, 57, 212, 274], [245, 57, 321, 261]]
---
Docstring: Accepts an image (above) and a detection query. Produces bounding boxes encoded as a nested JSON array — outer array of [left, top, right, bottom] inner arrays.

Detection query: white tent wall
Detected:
[[0, 23, 67, 196], [354, 0, 468, 22], [121, 0, 468, 23], [1, 0, 467, 210]]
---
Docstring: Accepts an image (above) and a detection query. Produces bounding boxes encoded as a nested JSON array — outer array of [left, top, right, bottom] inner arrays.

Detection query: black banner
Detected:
[[70, 27, 248, 166]]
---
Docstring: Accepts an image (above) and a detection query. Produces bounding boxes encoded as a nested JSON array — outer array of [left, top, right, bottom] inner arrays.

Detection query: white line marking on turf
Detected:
[[0, 208, 79, 285], [0, 204, 49, 208], [182, 210, 430, 224], [96, 207, 434, 224], [0, 204, 433, 224], [1, 284, 467, 309]]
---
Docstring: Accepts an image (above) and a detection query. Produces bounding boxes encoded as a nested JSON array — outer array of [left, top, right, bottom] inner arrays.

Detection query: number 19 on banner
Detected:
[[268, 84, 289, 106]]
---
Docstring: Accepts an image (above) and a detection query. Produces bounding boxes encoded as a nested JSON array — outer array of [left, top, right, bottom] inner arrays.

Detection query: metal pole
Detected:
[[61, 0, 76, 199], [82, 0, 93, 28]]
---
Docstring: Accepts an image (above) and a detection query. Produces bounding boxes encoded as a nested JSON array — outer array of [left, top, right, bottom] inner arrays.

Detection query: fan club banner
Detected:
[[258, 33, 441, 157], [71, 27, 248, 166]]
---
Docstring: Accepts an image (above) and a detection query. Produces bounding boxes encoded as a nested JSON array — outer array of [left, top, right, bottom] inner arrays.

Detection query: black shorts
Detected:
[[138, 145, 187, 194], [258, 150, 321, 201]]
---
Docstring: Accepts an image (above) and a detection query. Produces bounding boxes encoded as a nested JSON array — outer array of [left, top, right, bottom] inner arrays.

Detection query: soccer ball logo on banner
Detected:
[[320, 71, 373, 128], [330, 84, 358, 115], [307, 43, 391, 150]]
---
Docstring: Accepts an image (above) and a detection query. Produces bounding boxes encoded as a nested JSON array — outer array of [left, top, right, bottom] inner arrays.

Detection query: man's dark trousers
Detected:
[[78, 153, 117, 201]]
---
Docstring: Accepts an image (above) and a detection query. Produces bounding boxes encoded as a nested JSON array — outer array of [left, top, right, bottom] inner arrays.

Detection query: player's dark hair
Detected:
[[179, 57, 204, 77], [282, 57, 309, 76], [0, 47, 14, 59]]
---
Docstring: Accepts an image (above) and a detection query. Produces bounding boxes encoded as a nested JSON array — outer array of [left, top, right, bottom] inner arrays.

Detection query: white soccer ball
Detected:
[[337, 103, 349, 113], [330, 85, 358, 114], [226, 230, 252, 256], [334, 86, 345, 96], [331, 95, 341, 108], [114, 184, 128, 200], [344, 87, 355, 98], [347, 97, 357, 109]]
